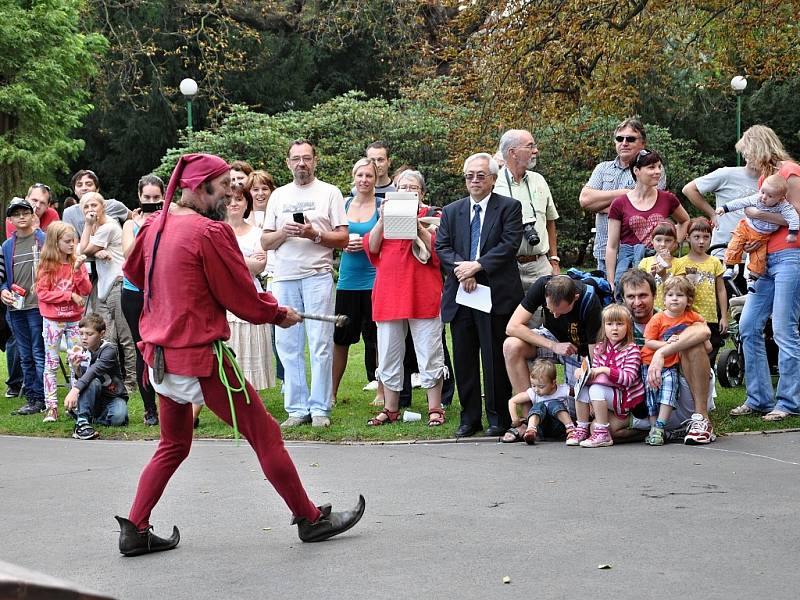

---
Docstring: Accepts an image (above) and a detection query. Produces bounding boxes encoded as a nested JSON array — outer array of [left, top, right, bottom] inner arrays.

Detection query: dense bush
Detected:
[[157, 87, 470, 207]]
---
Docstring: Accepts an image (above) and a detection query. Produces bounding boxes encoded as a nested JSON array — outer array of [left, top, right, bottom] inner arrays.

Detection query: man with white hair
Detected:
[[435, 152, 523, 438], [494, 129, 560, 290]]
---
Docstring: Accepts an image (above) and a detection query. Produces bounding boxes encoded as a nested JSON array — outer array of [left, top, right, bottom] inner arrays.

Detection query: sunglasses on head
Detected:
[[632, 149, 653, 167], [31, 183, 51, 192], [615, 135, 639, 143]]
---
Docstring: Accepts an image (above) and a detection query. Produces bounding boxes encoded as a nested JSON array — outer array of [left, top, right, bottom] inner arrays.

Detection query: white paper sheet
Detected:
[[455, 283, 492, 313]]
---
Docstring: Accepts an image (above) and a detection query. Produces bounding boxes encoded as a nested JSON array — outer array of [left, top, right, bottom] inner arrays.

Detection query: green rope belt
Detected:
[[213, 340, 251, 444]]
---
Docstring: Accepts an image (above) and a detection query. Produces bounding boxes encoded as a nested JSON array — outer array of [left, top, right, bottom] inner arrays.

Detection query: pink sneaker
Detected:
[[565, 425, 589, 446], [580, 428, 613, 448]]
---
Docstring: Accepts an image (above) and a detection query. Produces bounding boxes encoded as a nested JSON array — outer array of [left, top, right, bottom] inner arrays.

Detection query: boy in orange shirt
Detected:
[[640, 276, 710, 445]]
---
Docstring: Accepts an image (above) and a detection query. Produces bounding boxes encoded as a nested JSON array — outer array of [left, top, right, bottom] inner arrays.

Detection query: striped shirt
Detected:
[[591, 340, 645, 411]]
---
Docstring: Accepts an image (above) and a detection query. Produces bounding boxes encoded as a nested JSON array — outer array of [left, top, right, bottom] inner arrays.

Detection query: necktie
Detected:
[[469, 204, 482, 260]]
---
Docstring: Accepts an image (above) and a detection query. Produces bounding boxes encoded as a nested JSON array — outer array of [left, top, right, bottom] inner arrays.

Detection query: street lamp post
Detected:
[[179, 78, 199, 131], [730, 76, 747, 166]]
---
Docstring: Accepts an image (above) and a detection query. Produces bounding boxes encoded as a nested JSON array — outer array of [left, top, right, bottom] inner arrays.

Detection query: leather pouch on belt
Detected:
[[153, 346, 165, 385]]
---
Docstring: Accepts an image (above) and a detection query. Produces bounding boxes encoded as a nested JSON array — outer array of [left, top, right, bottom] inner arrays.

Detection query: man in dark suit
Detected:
[[435, 152, 523, 437]]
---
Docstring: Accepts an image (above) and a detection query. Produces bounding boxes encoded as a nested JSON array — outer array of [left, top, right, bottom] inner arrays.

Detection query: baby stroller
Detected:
[[709, 244, 779, 387]]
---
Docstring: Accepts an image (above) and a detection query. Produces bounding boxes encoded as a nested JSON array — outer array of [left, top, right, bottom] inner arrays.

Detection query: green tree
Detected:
[[157, 86, 471, 205], [0, 0, 106, 236], [440, 0, 800, 157], [156, 90, 719, 267], [72, 0, 422, 203]]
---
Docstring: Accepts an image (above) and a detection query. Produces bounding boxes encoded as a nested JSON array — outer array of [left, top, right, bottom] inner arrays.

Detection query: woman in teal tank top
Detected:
[[332, 158, 382, 406]]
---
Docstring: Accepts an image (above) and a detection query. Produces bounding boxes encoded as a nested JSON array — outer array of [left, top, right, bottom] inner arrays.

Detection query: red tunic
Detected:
[[364, 232, 442, 321], [124, 212, 287, 377]]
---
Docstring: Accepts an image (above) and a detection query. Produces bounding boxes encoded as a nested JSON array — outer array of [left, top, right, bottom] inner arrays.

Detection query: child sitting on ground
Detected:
[[715, 174, 798, 286], [570, 303, 644, 448], [672, 217, 727, 363], [640, 276, 709, 446], [637, 220, 678, 310], [501, 359, 573, 444], [64, 313, 129, 440]]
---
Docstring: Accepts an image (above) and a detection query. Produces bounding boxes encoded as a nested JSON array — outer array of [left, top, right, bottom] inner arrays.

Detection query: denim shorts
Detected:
[[527, 399, 569, 440]]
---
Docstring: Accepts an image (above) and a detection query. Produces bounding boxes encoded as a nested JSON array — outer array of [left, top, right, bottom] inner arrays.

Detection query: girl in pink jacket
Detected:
[[569, 303, 644, 448], [35, 223, 91, 423]]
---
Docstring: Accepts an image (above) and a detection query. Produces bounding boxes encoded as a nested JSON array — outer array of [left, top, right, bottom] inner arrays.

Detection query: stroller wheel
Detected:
[[716, 348, 743, 388]]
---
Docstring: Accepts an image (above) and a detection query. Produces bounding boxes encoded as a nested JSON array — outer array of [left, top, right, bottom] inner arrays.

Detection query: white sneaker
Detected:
[[684, 413, 716, 445], [280, 415, 311, 428], [312, 416, 331, 428], [410, 373, 422, 388], [362, 380, 379, 391]]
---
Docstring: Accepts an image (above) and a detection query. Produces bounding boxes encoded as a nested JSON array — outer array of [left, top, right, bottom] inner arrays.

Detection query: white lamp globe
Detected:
[[730, 76, 748, 93], [179, 78, 198, 98]]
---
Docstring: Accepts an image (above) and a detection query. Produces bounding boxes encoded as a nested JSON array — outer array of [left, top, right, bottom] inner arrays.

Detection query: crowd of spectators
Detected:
[[3, 119, 799, 443]]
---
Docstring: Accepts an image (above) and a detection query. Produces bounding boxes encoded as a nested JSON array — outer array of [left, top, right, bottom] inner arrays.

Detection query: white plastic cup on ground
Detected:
[[403, 410, 422, 422]]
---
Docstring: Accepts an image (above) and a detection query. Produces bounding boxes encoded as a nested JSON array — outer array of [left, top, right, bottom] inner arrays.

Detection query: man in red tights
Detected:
[[115, 153, 364, 556]]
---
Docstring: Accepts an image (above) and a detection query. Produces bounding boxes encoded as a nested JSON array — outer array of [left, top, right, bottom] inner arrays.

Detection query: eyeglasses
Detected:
[[397, 184, 421, 192], [288, 155, 314, 164], [31, 183, 51, 192], [515, 143, 538, 151], [615, 135, 639, 143], [464, 172, 489, 181]]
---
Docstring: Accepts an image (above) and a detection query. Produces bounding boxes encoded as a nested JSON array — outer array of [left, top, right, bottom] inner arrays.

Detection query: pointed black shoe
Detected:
[[292, 495, 366, 543], [115, 516, 180, 556]]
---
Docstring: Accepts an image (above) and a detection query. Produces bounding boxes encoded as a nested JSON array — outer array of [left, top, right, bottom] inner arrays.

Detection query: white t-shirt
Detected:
[[694, 166, 759, 249], [264, 178, 347, 281], [246, 210, 273, 275], [235, 225, 264, 293], [90, 220, 124, 300]]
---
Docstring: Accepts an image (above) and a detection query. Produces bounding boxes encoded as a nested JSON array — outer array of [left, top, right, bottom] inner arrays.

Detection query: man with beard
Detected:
[[493, 129, 560, 291], [116, 153, 364, 556], [262, 140, 349, 428], [616, 269, 716, 444]]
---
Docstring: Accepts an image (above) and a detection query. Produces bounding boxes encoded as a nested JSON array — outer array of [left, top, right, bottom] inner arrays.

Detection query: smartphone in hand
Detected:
[[292, 212, 304, 224]]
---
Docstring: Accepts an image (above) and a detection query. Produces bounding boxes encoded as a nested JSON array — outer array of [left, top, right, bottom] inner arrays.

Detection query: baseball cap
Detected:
[[7, 197, 34, 216]]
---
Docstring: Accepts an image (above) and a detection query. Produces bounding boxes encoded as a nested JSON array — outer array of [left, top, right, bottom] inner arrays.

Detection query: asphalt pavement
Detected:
[[1, 431, 798, 600]]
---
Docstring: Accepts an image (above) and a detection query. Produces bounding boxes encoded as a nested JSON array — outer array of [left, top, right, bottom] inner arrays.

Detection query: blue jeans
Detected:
[[76, 379, 128, 426], [596, 258, 606, 277], [7, 308, 44, 402], [739, 248, 800, 414], [5, 328, 23, 390], [527, 399, 568, 439], [614, 243, 650, 292], [273, 272, 335, 418]]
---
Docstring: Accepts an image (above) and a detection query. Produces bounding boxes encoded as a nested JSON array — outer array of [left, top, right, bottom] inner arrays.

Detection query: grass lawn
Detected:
[[0, 339, 797, 442]]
